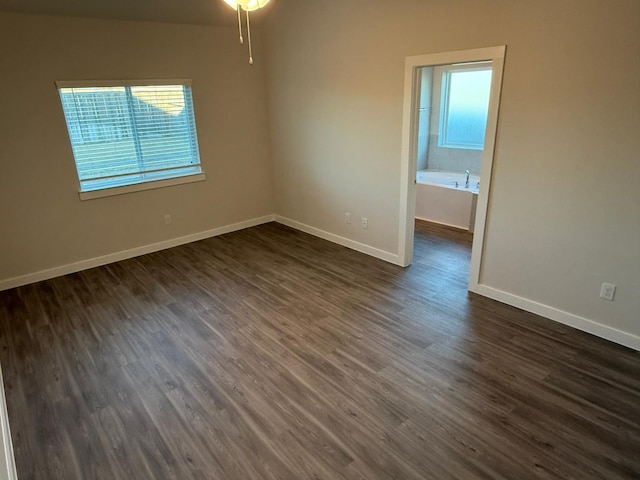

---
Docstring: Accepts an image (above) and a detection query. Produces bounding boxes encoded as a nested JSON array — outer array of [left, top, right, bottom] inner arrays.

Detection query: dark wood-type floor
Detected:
[[0, 221, 638, 479]]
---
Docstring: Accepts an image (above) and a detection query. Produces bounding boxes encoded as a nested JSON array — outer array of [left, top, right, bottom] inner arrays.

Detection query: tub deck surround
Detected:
[[416, 170, 479, 231], [417, 170, 481, 193]]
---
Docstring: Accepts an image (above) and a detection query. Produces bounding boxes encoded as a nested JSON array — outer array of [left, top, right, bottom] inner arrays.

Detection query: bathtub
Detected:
[[415, 170, 480, 232]]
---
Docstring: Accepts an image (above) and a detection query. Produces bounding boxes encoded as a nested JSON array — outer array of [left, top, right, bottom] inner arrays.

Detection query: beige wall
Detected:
[[1, 2, 638, 344], [264, 1, 640, 339], [0, 13, 274, 283]]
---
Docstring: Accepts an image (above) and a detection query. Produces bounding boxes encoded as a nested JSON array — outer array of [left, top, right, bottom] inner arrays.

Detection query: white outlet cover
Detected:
[[600, 283, 616, 301]]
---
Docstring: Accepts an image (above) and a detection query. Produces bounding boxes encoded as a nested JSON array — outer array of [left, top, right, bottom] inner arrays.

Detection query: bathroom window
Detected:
[[438, 67, 492, 150], [56, 80, 204, 199]]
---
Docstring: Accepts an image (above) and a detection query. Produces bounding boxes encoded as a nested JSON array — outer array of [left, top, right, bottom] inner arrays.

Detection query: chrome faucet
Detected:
[[465, 170, 470, 188]]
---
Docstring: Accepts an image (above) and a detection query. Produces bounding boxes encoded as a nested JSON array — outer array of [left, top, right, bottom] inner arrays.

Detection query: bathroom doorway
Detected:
[[398, 46, 506, 292], [415, 62, 491, 232]]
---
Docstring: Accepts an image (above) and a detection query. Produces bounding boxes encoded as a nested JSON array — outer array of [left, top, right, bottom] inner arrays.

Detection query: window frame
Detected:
[[436, 64, 493, 151], [55, 79, 206, 200]]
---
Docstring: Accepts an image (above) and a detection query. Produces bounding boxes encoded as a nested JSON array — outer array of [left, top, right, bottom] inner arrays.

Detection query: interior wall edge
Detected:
[[472, 284, 640, 352], [0, 215, 276, 292]]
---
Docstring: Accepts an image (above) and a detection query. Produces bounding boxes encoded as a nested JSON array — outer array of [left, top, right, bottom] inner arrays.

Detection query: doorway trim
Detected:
[[398, 45, 506, 291]]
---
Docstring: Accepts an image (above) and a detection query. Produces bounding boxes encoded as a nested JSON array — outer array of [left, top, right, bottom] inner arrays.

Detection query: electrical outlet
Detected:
[[344, 212, 351, 224], [164, 214, 172, 225], [361, 217, 368, 229], [600, 283, 616, 301]]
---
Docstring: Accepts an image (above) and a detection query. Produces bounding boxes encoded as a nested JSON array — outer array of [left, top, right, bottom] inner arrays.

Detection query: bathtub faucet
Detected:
[[465, 170, 470, 188]]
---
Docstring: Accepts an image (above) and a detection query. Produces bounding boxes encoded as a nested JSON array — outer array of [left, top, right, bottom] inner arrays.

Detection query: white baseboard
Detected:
[[1, 214, 637, 480], [415, 216, 469, 231], [0, 215, 275, 292], [0, 366, 17, 480], [1, 213, 636, 351], [472, 284, 640, 351], [274, 215, 401, 265], [0, 213, 273, 479]]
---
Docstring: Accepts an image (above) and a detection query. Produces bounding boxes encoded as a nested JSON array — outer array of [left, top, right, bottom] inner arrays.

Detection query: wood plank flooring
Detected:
[[0, 220, 638, 479]]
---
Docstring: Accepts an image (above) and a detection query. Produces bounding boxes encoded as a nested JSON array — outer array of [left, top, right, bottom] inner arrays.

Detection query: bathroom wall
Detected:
[[416, 67, 432, 171], [426, 138, 483, 174]]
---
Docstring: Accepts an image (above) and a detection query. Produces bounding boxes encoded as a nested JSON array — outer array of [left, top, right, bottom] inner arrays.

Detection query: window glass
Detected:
[[58, 83, 202, 192], [440, 69, 492, 149]]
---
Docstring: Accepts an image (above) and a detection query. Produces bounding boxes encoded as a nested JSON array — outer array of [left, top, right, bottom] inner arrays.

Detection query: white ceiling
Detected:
[[0, 0, 273, 27]]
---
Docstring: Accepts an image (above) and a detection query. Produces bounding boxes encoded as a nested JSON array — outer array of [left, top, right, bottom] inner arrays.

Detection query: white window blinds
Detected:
[[57, 82, 202, 192]]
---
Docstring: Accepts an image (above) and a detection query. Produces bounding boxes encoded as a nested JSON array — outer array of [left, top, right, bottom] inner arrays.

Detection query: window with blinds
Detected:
[[56, 81, 203, 194]]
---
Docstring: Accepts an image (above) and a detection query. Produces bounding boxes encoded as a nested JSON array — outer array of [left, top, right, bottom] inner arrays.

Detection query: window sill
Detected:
[[79, 172, 206, 201], [438, 144, 484, 151]]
